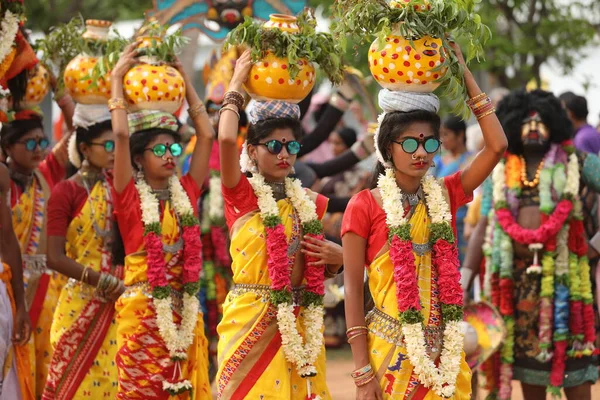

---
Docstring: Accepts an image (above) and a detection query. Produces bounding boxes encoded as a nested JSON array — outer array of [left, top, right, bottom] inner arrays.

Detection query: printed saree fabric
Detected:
[[217, 192, 330, 400], [114, 180, 210, 400], [11, 172, 65, 398], [43, 180, 120, 399]]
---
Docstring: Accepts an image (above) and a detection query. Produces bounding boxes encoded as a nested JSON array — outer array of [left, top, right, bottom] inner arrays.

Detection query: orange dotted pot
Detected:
[[64, 55, 112, 104], [243, 53, 315, 103], [123, 63, 185, 114], [24, 64, 50, 108], [368, 34, 447, 93], [64, 20, 113, 104]]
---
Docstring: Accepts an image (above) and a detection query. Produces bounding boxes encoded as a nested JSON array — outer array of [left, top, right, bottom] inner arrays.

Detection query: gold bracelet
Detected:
[[108, 98, 127, 112], [324, 264, 338, 278], [355, 373, 376, 387], [80, 266, 90, 284], [219, 106, 240, 120], [477, 107, 496, 120], [223, 90, 245, 109], [346, 325, 369, 334], [466, 92, 487, 106], [188, 102, 207, 119], [347, 331, 368, 343]]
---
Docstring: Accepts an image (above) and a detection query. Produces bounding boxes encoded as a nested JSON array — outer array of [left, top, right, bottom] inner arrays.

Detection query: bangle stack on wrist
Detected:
[[188, 102, 207, 119], [223, 90, 244, 109], [80, 266, 90, 284], [108, 98, 127, 112], [467, 93, 495, 120], [346, 325, 368, 343], [324, 264, 338, 279], [351, 363, 376, 387], [95, 273, 120, 300]]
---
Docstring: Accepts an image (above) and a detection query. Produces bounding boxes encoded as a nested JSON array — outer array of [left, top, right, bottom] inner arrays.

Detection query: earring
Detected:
[[431, 160, 436, 168], [249, 159, 258, 174], [135, 163, 144, 181]]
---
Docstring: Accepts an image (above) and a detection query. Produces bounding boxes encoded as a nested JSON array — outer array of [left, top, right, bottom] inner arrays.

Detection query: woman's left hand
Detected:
[[301, 235, 343, 268]]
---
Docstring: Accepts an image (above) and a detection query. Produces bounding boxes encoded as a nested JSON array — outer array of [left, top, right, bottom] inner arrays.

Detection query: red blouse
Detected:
[[46, 180, 88, 237], [341, 171, 473, 266], [222, 174, 329, 229], [114, 175, 201, 256], [10, 152, 66, 207]]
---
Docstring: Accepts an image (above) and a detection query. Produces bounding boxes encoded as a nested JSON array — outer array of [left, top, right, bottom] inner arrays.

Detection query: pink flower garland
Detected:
[[265, 225, 291, 292], [210, 226, 231, 267], [432, 240, 463, 306], [496, 199, 572, 244], [145, 232, 169, 288], [390, 235, 421, 312], [182, 225, 203, 285], [303, 233, 325, 296]]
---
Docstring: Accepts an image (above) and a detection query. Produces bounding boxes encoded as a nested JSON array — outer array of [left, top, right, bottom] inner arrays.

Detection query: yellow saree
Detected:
[[43, 180, 119, 399], [365, 202, 471, 400], [217, 198, 330, 400], [115, 200, 210, 400], [11, 172, 66, 397]]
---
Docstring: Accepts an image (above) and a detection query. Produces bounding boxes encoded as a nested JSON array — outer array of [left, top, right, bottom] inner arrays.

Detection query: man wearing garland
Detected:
[[462, 89, 600, 400]]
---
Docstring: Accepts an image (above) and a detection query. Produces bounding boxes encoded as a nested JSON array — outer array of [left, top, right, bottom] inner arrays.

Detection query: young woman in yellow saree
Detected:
[[0, 108, 72, 398], [216, 50, 343, 400], [341, 45, 508, 400], [42, 106, 122, 400], [109, 44, 214, 400]]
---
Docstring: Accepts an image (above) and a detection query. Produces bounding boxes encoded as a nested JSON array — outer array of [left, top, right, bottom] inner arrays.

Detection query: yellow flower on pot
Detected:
[[368, 34, 447, 93]]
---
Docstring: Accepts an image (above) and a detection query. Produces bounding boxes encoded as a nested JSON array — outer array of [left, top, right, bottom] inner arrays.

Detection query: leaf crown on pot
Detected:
[[224, 9, 344, 85], [332, 0, 491, 116]]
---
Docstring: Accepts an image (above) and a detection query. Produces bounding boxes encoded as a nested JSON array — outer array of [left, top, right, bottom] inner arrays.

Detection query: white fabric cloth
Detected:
[[72, 104, 111, 129], [0, 263, 21, 400]]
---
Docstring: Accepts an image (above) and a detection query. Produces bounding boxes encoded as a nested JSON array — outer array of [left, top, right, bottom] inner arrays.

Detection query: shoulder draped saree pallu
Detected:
[[217, 199, 330, 400], [11, 171, 66, 397], [0, 263, 33, 400], [43, 181, 121, 399], [115, 200, 210, 400], [366, 203, 471, 400]]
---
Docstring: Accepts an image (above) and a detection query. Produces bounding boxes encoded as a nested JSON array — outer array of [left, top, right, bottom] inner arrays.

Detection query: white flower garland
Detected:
[[247, 173, 325, 376], [0, 11, 19, 69], [378, 169, 464, 397], [135, 176, 200, 361], [208, 174, 224, 224]]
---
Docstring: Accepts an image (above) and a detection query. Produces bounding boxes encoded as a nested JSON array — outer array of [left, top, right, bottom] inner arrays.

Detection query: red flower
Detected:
[[304, 233, 325, 296], [569, 300, 583, 336], [210, 226, 231, 267], [550, 340, 567, 387], [432, 240, 463, 306], [182, 225, 203, 284], [583, 303, 595, 343], [390, 235, 420, 312], [145, 232, 168, 288], [499, 278, 514, 316], [265, 225, 291, 291], [568, 220, 587, 257]]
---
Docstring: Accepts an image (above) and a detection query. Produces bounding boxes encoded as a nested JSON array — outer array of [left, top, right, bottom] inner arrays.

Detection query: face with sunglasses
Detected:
[[388, 122, 441, 178], [135, 133, 182, 180], [6, 128, 49, 172], [248, 129, 300, 181], [80, 130, 115, 170]]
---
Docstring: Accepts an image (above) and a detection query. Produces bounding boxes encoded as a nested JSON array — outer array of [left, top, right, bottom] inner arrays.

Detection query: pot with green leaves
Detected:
[[368, 32, 447, 92], [122, 37, 186, 113], [225, 10, 343, 103], [63, 20, 114, 104]]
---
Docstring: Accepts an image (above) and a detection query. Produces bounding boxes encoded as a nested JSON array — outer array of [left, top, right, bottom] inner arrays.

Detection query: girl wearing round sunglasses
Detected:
[[341, 44, 508, 400], [217, 49, 342, 399], [43, 106, 123, 399], [108, 44, 214, 399], [0, 108, 74, 397]]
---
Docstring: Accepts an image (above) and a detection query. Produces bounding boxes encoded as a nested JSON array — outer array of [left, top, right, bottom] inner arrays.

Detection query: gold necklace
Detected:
[[520, 156, 544, 188]]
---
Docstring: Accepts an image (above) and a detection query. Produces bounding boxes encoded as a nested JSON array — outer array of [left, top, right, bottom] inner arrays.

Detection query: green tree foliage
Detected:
[[25, 0, 152, 32], [311, 0, 599, 89]]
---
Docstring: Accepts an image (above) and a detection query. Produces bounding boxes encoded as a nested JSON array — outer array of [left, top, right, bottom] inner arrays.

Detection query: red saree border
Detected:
[[217, 305, 278, 399], [28, 272, 49, 328]]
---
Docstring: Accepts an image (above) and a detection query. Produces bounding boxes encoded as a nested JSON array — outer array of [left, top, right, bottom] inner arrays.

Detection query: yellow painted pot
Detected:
[[64, 20, 113, 104], [122, 38, 186, 114], [243, 14, 314, 103], [368, 33, 447, 93], [24, 64, 50, 108]]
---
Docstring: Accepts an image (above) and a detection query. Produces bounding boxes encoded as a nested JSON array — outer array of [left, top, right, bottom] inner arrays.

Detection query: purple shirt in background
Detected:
[[574, 124, 600, 154]]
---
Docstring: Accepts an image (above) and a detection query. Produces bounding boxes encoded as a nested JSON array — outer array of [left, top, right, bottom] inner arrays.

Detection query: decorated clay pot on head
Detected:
[[122, 37, 186, 114], [368, 33, 447, 93], [243, 14, 315, 103], [23, 64, 50, 108], [64, 20, 113, 104]]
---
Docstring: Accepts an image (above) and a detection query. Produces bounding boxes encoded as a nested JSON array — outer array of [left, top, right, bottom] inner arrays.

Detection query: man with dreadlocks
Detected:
[[462, 89, 600, 400]]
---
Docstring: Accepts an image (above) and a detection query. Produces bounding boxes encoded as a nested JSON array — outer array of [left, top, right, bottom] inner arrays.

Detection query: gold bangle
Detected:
[[477, 108, 496, 120], [223, 90, 245, 109], [80, 266, 90, 284], [346, 325, 368, 334], [355, 373, 376, 387], [467, 92, 487, 106], [324, 264, 338, 278], [188, 102, 207, 119], [219, 105, 240, 120], [347, 331, 368, 343], [108, 98, 127, 112]]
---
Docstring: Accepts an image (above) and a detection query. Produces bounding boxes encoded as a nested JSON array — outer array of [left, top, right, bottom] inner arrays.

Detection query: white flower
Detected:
[[0, 11, 19, 70], [136, 179, 161, 225], [526, 265, 543, 274], [0, 85, 10, 99], [492, 162, 506, 204], [169, 176, 194, 217], [239, 140, 253, 173], [286, 178, 319, 226], [208, 174, 224, 223], [373, 112, 389, 167], [564, 153, 580, 197], [422, 175, 452, 224], [248, 174, 279, 217], [555, 226, 570, 276], [378, 168, 406, 228]]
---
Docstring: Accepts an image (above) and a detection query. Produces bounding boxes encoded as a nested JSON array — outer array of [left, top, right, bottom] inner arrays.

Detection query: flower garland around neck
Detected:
[[0, 10, 19, 69], [378, 168, 464, 398], [247, 173, 325, 378], [136, 175, 203, 396], [490, 145, 594, 399]]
